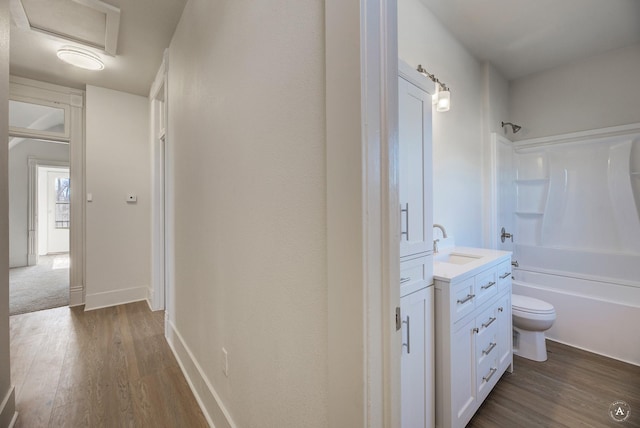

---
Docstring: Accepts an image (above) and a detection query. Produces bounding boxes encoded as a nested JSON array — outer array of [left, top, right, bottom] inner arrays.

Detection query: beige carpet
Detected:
[[10, 254, 69, 316]]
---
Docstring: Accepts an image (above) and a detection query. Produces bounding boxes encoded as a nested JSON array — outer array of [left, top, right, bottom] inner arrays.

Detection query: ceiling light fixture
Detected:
[[56, 47, 105, 71], [416, 64, 451, 112]]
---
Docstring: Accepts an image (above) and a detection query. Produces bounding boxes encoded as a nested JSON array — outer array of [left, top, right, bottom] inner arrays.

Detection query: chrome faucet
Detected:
[[433, 223, 448, 238], [433, 224, 447, 254]]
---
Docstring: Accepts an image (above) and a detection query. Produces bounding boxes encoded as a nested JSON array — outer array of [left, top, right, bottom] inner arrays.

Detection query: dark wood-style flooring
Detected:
[[10, 302, 208, 428], [469, 341, 640, 427], [10, 303, 640, 427]]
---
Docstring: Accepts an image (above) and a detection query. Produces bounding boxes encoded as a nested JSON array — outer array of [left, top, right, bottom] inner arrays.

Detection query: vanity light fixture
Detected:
[[56, 47, 105, 71], [417, 64, 450, 112]]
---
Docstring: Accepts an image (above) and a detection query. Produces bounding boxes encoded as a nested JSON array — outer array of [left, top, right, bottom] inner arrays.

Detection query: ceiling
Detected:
[[419, 0, 640, 80], [10, 0, 187, 97], [10, 0, 640, 96]]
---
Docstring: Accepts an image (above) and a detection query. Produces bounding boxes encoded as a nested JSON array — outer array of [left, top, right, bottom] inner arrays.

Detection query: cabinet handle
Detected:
[[483, 367, 498, 383], [400, 203, 409, 240], [481, 281, 496, 290], [482, 317, 497, 328], [498, 307, 504, 312], [473, 327, 479, 334], [400, 277, 411, 284], [402, 316, 410, 354], [499, 272, 511, 279], [457, 294, 475, 305], [482, 342, 497, 356]]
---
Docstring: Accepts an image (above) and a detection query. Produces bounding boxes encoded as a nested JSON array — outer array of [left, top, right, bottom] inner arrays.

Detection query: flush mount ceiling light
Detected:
[[56, 47, 105, 70], [416, 64, 451, 112]]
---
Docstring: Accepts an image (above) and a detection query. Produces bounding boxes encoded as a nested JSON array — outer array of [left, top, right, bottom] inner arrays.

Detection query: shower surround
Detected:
[[498, 124, 640, 365]]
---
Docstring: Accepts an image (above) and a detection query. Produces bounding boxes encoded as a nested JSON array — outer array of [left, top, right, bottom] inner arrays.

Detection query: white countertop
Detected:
[[433, 246, 512, 282]]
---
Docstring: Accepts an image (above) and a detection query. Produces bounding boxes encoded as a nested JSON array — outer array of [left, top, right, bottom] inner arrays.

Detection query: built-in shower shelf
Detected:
[[515, 178, 549, 184], [515, 211, 544, 216]]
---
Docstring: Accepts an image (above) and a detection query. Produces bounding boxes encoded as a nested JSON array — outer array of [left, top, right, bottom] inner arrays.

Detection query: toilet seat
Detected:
[[512, 294, 555, 315]]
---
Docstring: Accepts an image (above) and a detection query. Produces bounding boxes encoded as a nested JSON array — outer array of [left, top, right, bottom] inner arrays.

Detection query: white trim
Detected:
[[0, 387, 16, 428], [84, 286, 148, 311], [166, 319, 236, 428], [149, 49, 169, 312], [326, 0, 399, 426], [546, 338, 639, 368], [10, 77, 85, 305], [69, 285, 83, 307], [514, 122, 640, 149]]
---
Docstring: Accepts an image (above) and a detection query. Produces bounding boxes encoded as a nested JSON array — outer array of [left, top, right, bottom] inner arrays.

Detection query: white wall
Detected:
[[167, 0, 327, 426], [510, 43, 640, 140], [8, 140, 69, 267], [398, 0, 487, 247], [85, 85, 150, 309], [0, 0, 16, 425]]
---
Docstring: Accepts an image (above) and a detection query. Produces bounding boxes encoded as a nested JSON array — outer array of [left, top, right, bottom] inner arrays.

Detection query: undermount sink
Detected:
[[435, 252, 482, 265]]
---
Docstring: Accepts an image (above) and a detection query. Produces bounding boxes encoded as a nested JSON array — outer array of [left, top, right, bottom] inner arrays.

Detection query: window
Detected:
[[55, 177, 70, 229]]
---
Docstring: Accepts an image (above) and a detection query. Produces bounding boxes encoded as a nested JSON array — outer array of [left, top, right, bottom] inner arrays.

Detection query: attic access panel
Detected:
[[11, 0, 120, 55]]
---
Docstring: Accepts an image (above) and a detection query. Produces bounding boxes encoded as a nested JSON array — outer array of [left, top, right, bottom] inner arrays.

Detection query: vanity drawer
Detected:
[[497, 260, 512, 292], [452, 277, 476, 322], [400, 254, 433, 297], [477, 354, 500, 401], [475, 268, 498, 307]]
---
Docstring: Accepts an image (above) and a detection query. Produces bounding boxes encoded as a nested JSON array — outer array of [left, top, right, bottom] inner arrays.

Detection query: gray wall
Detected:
[[0, 0, 16, 425], [168, 0, 327, 425], [8, 140, 69, 267]]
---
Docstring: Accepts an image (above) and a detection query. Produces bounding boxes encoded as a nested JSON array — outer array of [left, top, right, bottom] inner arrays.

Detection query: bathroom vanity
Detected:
[[433, 247, 512, 428]]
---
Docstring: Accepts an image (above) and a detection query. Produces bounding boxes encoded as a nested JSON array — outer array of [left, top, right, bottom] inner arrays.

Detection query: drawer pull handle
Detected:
[[482, 342, 497, 356], [498, 307, 504, 312], [400, 203, 409, 240], [482, 317, 497, 328], [499, 272, 511, 279], [402, 316, 410, 354], [473, 327, 479, 334], [457, 294, 475, 305], [400, 277, 412, 284], [483, 367, 498, 383], [481, 281, 496, 290]]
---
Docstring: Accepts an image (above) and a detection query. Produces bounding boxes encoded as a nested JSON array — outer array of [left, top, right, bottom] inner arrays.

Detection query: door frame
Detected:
[[30, 159, 70, 263], [149, 49, 171, 313], [10, 77, 85, 306], [326, 0, 400, 426]]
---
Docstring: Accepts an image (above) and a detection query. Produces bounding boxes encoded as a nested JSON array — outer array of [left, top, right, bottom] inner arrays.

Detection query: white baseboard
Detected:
[[69, 286, 84, 307], [84, 286, 148, 311], [0, 387, 16, 428], [165, 320, 236, 428]]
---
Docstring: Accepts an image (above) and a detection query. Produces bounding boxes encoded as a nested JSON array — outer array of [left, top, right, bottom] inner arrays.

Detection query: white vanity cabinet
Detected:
[[398, 73, 433, 261], [400, 287, 435, 428], [398, 62, 435, 428], [434, 252, 512, 428]]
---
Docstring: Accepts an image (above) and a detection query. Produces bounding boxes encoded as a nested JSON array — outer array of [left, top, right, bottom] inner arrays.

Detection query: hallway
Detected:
[[10, 302, 208, 427]]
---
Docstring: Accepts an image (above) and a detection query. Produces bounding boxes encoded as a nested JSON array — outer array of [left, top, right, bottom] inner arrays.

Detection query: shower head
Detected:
[[502, 121, 522, 133]]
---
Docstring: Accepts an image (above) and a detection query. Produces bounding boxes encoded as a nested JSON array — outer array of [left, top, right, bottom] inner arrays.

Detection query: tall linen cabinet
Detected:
[[398, 61, 434, 428]]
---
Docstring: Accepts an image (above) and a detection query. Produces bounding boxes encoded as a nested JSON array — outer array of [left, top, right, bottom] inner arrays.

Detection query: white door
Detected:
[[47, 170, 70, 254]]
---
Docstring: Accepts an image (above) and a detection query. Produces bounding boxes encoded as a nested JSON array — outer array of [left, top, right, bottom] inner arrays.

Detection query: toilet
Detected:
[[511, 294, 556, 362]]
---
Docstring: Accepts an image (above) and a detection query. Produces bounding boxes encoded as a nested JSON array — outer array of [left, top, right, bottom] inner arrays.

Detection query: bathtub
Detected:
[[512, 245, 640, 366]]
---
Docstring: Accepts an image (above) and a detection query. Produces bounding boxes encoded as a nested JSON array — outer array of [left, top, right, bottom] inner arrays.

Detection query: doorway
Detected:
[[8, 145, 70, 316]]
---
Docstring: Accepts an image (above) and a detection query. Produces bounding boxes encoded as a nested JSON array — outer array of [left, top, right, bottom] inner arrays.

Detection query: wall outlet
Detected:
[[222, 347, 229, 377]]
